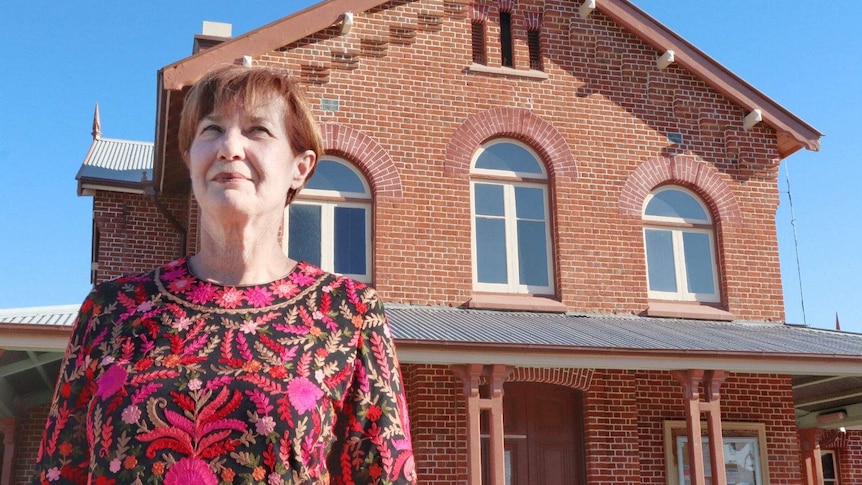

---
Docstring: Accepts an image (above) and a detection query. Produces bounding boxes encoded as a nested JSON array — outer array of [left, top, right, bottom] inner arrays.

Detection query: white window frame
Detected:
[[470, 140, 554, 295], [284, 158, 372, 283], [643, 186, 720, 303]]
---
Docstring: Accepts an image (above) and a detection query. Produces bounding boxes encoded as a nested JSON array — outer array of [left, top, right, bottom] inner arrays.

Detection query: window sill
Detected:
[[646, 301, 734, 321], [467, 293, 567, 313], [467, 63, 549, 80]]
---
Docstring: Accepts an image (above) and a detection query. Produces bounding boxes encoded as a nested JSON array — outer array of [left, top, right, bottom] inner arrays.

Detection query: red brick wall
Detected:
[[93, 191, 189, 283], [13, 405, 49, 485], [833, 430, 862, 484], [402, 364, 468, 484], [251, 0, 786, 320]]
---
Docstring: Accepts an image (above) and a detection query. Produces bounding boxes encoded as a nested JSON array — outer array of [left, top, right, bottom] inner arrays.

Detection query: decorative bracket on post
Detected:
[[671, 369, 727, 485]]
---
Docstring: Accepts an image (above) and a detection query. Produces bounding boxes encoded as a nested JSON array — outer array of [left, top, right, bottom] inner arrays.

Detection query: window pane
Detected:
[[476, 218, 508, 284], [682, 232, 715, 294], [517, 220, 549, 286], [821, 452, 836, 480], [305, 159, 366, 193], [645, 189, 708, 221], [645, 229, 677, 292], [475, 183, 505, 216], [475, 142, 543, 174], [334, 207, 366, 275], [288, 205, 322, 266], [514, 186, 545, 220]]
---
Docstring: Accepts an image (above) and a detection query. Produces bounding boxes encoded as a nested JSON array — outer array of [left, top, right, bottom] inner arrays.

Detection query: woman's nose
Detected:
[[217, 129, 245, 160]]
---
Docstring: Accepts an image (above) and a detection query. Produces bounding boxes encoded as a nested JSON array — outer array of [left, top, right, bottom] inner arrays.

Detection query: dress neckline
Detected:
[[154, 256, 325, 312]]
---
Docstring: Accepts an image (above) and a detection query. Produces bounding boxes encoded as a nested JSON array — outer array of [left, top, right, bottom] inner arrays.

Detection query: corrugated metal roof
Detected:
[[385, 305, 862, 357], [0, 305, 80, 327], [76, 137, 154, 184]]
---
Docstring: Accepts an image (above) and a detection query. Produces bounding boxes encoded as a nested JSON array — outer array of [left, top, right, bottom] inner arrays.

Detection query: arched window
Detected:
[[284, 157, 372, 282], [470, 140, 553, 294], [643, 186, 719, 302]]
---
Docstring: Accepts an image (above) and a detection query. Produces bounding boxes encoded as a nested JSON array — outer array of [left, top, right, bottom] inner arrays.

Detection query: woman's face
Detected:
[[186, 97, 314, 223]]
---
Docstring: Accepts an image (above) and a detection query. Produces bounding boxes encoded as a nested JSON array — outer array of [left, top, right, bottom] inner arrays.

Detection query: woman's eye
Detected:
[[200, 124, 222, 134], [250, 126, 272, 136]]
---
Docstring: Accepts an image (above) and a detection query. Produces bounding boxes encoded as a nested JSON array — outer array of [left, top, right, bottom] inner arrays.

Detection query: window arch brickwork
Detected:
[[619, 155, 741, 224], [320, 123, 403, 200], [444, 107, 577, 179]]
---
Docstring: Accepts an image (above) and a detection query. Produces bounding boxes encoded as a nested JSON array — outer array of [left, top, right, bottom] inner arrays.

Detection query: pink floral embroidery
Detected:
[[256, 416, 275, 436], [187, 282, 217, 305], [168, 275, 195, 294], [289, 271, 316, 287], [171, 317, 194, 332], [287, 377, 324, 414], [239, 320, 260, 335], [163, 457, 218, 485], [96, 365, 127, 400], [270, 279, 298, 299], [122, 405, 141, 424], [245, 286, 274, 307], [217, 287, 244, 309]]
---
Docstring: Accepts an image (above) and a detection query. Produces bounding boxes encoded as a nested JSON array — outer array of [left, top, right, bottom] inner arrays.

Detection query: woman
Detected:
[[33, 66, 416, 485]]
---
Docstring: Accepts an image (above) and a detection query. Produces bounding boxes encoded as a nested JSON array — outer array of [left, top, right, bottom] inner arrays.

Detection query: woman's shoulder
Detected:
[[295, 262, 382, 308], [89, 259, 181, 303]]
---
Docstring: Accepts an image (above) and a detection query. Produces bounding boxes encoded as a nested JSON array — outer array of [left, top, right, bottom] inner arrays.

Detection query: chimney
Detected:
[[193, 21, 232, 54]]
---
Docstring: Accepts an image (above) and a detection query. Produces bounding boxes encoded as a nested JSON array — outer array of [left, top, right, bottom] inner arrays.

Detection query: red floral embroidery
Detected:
[[32, 258, 415, 484]]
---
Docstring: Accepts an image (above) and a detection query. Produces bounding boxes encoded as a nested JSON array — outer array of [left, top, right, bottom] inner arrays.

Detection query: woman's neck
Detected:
[[190, 212, 295, 286]]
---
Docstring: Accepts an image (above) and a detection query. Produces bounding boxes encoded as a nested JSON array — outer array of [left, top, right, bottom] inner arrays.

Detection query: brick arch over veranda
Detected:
[[320, 124, 403, 200], [444, 107, 578, 178], [618, 155, 742, 224], [508, 367, 595, 391]]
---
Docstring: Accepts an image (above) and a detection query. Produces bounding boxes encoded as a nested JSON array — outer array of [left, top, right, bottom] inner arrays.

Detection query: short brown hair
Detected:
[[178, 65, 324, 204]]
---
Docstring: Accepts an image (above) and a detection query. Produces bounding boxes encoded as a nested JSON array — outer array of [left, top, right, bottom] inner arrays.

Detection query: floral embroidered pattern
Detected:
[[32, 258, 416, 485]]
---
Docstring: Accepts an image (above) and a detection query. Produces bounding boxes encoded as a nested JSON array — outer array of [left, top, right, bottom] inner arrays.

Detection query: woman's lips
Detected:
[[214, 172, 248, 183]]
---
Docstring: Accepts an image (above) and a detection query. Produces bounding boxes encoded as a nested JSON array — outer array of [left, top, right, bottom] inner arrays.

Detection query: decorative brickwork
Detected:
[[321, 123, 404, 200], [444, 106, 577, 179], [508, 367, 594, 390], [618, 154, 742, 224]]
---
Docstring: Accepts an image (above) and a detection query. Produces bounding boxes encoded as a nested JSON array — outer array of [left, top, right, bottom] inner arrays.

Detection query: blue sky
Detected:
[[1, 1, 859, 332]]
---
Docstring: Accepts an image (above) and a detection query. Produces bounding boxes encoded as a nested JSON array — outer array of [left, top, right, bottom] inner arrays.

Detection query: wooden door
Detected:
[[503, 382, 584, 485]]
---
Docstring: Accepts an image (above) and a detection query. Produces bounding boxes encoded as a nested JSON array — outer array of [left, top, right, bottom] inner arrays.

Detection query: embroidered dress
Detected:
[[32, 258, 416, 485]]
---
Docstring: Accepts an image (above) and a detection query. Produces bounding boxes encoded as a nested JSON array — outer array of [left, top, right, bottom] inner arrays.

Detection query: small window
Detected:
[[527, 29, 542, 71], [500, 11, 514, 67], [284, 157, 372, 282], [472, 21, 487, 65], [643, 186, 719, 302], [822, 450, 839, 485], [471, 140, 553, 294]]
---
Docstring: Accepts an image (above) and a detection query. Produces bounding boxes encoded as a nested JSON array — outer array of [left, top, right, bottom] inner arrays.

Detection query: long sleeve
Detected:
[[31, 291, 100, 485], [330, 288, 416, 485]]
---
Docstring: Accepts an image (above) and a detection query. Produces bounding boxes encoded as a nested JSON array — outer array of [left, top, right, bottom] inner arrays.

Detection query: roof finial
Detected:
[[92, 103, 101, 139], [835, 312, 841, 331]]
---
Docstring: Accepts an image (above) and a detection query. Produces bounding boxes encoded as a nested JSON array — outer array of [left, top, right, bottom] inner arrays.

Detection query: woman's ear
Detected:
[[289, 150, 317, 190]]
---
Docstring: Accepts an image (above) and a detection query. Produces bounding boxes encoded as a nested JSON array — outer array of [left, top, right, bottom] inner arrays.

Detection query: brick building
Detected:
[[2, 0, 862, 484]]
